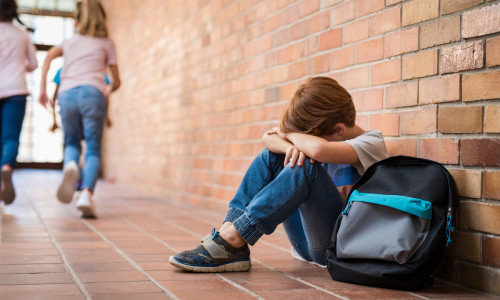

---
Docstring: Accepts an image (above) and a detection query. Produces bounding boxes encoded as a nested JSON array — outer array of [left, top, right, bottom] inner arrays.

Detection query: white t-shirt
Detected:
[[0, 23, 38, 99], [58, 34, 117, 94], [322, 130, 389, 199]]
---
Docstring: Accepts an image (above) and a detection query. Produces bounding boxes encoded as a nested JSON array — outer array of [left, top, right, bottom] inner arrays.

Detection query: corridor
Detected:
[[0, 170, 493, 299]]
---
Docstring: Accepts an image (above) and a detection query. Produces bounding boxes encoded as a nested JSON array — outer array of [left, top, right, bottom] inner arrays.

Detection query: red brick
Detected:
[[356, 0, 385, 17], [419, 75, 460, 104], [384, 27, 419, 58], [417, 138, 459, 164], [420, 15, 460, 49], [402, 0, 439, 26], [462, 70, 500, 102], [385, 81, 418, 108], [331, 46, 355, 70], [370, 6, 401, 36], [344, 18, 370, 44], [385, 138, 417, 157], [307, 54, 330, 75], [368, 113, 399, 136], [461, 139, 500, 167], [439, 106, 483, 134], [356, 38, 383, 64], [288, 61, 307, 80], [457, 261, 500, 295], [401, 108, 437, 135], [309, 11, 330, 33], [448, 169, 482, 198], [483, 236, 500, 268], [290, 20, 308, 40], [484, 104, 500, 133], [355, 88, 383, 112], [319, 29, 342, 51], [402, 50, 438, 80], [331, 0, 355, 26], [343, 66, 369, 89], [371, 58, 401, 86], [441, 0, 483, 15], [460, 201, 500, 235], [486, 37, 500, 67], [440, 41, 484, 74], [445, 231, 481, 263], [462, 4, 500, 38], [484, 171, 500, 200]]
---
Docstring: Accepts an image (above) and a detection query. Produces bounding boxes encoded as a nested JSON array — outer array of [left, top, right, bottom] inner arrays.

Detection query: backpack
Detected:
[[326, 155, 457, 290]]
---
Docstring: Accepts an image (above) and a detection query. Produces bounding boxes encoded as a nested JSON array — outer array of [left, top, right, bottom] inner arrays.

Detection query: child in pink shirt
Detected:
[[0, 0, 38, 205], [39, 0, 121, 218]]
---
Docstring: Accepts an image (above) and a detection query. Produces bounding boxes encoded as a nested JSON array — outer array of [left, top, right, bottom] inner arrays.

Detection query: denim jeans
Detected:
[[58, 85, 105, 191], [0, 95, 27, 167], [224, 148, 344, 265]]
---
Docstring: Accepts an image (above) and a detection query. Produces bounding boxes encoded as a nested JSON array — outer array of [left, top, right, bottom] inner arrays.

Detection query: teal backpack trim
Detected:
[[344, 190, 433, 220]]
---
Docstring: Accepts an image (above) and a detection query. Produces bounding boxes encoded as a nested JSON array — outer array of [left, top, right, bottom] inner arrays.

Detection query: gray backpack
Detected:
[[326, 156, 456, 290]]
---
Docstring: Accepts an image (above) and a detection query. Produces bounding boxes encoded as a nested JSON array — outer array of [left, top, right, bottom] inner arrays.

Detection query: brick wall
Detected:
[[101, 0, 500, 294]]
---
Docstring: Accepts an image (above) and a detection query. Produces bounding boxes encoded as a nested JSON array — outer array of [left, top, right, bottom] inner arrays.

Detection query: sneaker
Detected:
[[1, 168, 15, 205], [76, 190, 97, 218], [169, 231, 251, 272], [57, 161, 79, 203], [291, 247, 327, 268]]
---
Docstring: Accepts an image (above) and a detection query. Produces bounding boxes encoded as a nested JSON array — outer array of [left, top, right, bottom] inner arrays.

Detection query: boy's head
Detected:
[[280, 76, 355, 137]]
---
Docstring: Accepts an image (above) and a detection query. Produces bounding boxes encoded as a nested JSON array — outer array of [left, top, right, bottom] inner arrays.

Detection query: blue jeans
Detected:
[[0, 95, 27, 167], [224, 149, 344, 265], [58, 86, 105, 192]]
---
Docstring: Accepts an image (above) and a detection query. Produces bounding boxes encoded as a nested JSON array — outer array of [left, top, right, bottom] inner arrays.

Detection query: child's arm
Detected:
[[39, 46, 62, 107], [262, 129, 312, 168], [285, 132, 359, 165]]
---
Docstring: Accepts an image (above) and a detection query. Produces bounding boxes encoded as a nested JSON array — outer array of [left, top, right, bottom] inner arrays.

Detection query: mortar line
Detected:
[[121, 216, 265, 298], [132, 208, 343, 298], [24, 196, 92, 300], [82, 219, 180, 300]]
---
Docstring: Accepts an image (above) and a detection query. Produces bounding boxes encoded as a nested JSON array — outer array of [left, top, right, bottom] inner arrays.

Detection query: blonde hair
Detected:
[[76, 0, 108, 38], [280, 77, 356, 136]]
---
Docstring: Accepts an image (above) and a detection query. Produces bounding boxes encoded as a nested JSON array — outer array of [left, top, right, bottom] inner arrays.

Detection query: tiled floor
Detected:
[[0, 170, 495, 299]]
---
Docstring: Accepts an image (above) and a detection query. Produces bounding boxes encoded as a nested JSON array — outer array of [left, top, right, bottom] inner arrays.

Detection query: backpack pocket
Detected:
[[336, 190, 432, 264]]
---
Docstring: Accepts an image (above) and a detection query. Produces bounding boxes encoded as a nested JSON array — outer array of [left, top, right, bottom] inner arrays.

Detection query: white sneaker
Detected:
[[291, 247, 327, 268], [76, 190, 97, 218], [57, 161, 79, 203]]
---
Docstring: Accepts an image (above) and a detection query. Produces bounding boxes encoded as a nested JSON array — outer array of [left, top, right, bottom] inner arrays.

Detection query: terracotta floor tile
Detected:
[[0, 263, 67, 274], [0, 272, 74, 285], [92, 293, 170, 300], [0, 170, 494, 299], [84, 281, 163, 295], [77, 271, 150, 283], [257, 289, 342, 299], [0, 284, 82, 298]]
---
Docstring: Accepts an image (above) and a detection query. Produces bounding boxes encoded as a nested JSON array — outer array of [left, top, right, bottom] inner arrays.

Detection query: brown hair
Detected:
[[76, 0, 108, 38], [280, 77, 355, 136]]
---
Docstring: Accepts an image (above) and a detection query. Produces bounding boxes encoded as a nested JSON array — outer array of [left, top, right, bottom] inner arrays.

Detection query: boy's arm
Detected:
[[285, 132, 359, 165], [262, 129, 312, 168]]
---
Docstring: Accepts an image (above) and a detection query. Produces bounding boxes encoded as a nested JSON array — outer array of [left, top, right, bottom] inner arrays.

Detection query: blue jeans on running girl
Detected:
[[0, 95, 27, 167], [224, 148, 345, 265], [58, 85, 105, 192]]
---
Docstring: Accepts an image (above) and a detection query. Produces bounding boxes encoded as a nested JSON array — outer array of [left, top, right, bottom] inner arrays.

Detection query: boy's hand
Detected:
[[285, 145, 314, 167], [266, 127, 288, 140]]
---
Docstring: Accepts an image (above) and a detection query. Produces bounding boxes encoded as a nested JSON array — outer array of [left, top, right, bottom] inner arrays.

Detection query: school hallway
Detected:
[[0, 169, 493, 300]]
